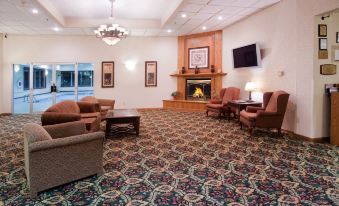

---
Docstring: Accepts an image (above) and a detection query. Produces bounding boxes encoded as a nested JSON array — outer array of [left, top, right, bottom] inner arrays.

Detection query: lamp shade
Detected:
[[245, 82, 257, 92]]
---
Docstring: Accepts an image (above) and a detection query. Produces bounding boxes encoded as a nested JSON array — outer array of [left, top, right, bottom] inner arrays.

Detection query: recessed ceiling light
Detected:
[[53, 27, 60, 32], [181, 13, 187, 18], [167, 29, 172, 33], [218, 16, 223, 20], [32, 8, 38, 14], [202, 26, 207, 30]]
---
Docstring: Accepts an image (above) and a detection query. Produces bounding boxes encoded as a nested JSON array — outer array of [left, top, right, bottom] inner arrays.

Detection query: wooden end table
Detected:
[[105, 109, 141, 138], [228, 100, 262, 121]]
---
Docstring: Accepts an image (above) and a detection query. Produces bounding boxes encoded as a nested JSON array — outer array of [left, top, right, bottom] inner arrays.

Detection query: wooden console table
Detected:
[[331, 92, 339, 146]]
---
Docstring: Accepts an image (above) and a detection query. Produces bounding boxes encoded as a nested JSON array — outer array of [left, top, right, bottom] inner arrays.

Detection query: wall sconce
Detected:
[[125, 60, 136, 71]]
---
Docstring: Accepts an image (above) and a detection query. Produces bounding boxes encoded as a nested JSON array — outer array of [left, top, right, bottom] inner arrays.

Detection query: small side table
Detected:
[[228, 100, 262, 121], [105, 109, 141, 138]]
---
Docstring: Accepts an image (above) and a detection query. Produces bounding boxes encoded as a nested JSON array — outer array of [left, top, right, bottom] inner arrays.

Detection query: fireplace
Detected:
[[186, 79, 211, 101]]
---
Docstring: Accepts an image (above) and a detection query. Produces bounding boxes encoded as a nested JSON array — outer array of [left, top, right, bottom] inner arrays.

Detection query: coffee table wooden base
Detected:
[[105, 109, 140, 138]]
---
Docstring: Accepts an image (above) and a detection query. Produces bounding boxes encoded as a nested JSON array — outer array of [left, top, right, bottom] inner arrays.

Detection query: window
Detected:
[[33, 68, 46, 89], [78, 71, 93, 87], [23, 67, 29, 90], [60, 71, 75, 87]]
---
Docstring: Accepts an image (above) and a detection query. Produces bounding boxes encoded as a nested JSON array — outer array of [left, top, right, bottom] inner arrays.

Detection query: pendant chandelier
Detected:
[[94, 0, 128, 46]]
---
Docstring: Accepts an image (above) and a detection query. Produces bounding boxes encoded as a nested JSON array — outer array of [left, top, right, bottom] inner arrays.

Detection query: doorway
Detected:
[[12, 63, 94, 114]]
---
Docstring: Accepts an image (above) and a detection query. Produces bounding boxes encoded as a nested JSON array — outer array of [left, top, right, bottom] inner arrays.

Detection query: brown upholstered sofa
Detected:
[[206, 87, 240, 118], [24, 121, 105, 197], [240, 91, 290, 135], [80, 96, 115, 119], [41, 100, 101, 132]]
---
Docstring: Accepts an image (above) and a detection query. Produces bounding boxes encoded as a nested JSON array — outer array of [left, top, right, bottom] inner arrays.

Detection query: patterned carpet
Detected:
[[0, 109, 338, 205]]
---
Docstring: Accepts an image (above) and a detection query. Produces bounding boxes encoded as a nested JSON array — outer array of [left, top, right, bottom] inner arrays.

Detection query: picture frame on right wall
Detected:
[[337, 32, 339, 43], [319, 38, 328, 50], [145, 61, 157, 87], [318, 24, 327, 37]]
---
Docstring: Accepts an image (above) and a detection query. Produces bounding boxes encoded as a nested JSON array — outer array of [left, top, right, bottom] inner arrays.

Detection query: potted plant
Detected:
[[171, 91, 179, 99]]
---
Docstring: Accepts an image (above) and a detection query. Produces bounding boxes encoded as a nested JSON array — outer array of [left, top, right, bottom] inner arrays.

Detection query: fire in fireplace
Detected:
[[186, 79, 211, 101]]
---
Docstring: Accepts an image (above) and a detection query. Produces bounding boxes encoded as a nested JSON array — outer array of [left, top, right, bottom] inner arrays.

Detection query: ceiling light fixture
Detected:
[[32, 8, 38, 14], [53, 27, 59, 32], [181, 13, 187, 18], [167, 29, 172, 33], [202, 26, 207, 30], [94, 0, 128, 46], [218, 16, 223, 20]]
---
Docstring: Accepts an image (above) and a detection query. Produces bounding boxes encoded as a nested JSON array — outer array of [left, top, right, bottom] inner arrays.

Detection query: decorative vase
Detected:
[[211, 65, 215, 73], [181, 66, 185, 74], [195, 66, 199, 74]]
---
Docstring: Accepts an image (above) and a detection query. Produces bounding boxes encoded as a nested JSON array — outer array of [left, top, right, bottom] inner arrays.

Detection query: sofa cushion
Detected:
[[240, 110, 257, 121], [81, 112, 100, 119], [24, 123, 52, 144]]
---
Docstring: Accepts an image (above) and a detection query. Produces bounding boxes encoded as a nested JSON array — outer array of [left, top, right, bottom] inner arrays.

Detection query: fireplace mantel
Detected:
[[170, 73, 227, 78]]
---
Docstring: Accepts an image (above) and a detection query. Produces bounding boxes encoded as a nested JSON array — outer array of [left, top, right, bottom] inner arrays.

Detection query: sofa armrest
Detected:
[[29, 132, 105, 153], [246, 106, 264, 113], [43, 121, 86, 139], [41, 112, 81, 126], [98, 99, 115, 108], [77, 102, 97, 113]]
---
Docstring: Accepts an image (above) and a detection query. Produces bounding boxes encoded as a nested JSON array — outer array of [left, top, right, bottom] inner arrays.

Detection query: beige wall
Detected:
[[222, 0, 339, 138], [1, 35, 177, 112], [313, 12, 339, 138], [0, 33, 3, 113]]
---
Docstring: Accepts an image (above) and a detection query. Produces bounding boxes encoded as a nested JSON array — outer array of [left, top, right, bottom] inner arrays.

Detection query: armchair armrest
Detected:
[[209, 99, 222, 104], [98, 99, 115, 108], [43, 121, 86, 139], [29, 131, 105, 153], [77, 101, 97, 113], [246, 106, 265, 113], [257, 111, 279, 116], [41, 112, 81, 126]]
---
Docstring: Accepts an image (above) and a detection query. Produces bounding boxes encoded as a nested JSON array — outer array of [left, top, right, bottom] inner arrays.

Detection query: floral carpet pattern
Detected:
[[0, 109, 338, 205]]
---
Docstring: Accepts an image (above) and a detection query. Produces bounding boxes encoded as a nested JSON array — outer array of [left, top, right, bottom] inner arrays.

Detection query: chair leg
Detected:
[[249, 127, 253, 135], [206, 110, 209, 116], [240, 122, 243, 129], [277, 128, 282, 136]]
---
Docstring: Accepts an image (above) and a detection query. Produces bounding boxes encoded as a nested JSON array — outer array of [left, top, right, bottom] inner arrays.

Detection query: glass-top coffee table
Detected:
[[105, 109, 141, 138]]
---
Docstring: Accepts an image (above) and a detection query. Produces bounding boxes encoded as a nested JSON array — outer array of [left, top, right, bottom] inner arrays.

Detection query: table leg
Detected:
[[105, 119, 111, 138], [134, 117, 140, 136]]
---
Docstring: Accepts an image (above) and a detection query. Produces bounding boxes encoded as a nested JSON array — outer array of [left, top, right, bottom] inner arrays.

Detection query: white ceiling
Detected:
[[0, 0, 280, 36]]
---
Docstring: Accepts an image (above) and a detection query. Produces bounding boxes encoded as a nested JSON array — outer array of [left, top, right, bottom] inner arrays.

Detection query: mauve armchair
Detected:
[[239, 91, 290, 135], [24, 121, 105, 198], [80, 96, 115, 120], [41, 100, 101, 132], [206, 87, 240, 118]]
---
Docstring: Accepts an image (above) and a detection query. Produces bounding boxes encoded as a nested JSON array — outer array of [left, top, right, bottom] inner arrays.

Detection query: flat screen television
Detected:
[[232, 43, 261, 68]]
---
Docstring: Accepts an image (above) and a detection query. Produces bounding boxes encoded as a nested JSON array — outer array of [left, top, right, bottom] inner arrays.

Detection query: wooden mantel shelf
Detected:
[[170, 73, 227, 77]]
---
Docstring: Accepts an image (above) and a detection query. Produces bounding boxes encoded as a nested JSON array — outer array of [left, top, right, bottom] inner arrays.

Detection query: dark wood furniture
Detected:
[[331, 92, 339, 146], [105, 109, 140, 138], [228, 100, 262, 120]]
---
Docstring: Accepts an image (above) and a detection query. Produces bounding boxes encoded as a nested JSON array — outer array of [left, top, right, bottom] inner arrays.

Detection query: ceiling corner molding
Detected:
[[160, 0, 184, 27], [35, 0, 66, 26]]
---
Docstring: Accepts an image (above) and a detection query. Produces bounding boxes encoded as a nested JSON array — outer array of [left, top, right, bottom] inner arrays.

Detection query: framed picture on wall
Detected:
[[319, 38, 327, 50], [337, 32, 339, 43], [188, 46, 209, 69], [318, 24, 327, 37], [102, 61, 114, 88], [145, 61, 157, 87]]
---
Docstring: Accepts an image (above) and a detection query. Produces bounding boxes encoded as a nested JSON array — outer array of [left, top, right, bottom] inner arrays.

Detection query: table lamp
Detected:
[[245, 82, 257, 102]]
